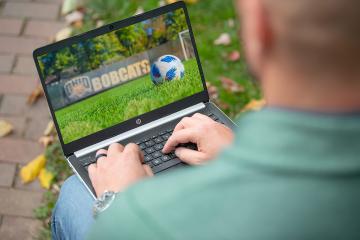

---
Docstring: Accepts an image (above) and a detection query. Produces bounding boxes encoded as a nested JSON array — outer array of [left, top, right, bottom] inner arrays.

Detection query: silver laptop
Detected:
[[33, 1, 236, 199]]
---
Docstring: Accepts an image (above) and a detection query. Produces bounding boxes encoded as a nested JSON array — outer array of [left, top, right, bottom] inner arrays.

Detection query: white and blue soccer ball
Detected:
[[150, 55, 185, 85]]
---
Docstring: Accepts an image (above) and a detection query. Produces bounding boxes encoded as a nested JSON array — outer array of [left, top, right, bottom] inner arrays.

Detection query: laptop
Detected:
[[33, 1, 236, 199]]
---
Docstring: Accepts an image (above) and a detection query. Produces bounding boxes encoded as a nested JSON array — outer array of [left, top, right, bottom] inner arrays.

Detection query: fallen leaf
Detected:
[[227, 19, 235, 28], [55, 27, 73, 42], [61, 0, 85, 15], [52, 183, 61, 193], [220, 76, 245, 93], [20, 154, 46, 184], [39, 136, 54, 147], [65, 11, 84, 25], [27, 84, 44, 105], [0, 120, 13, 137], [214, 33, 231, 46], [206, 82, 229, 110], [134, 7, 144, 16], [227, 50, 241, 62], [96, 20, 105, 27], [242, 99, 266, 112], [43, 121, 55, 136], [39, 168, 54, 189], [206, 82, 219, 100]]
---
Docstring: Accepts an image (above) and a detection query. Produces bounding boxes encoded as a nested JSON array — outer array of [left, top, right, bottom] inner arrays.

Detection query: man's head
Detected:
[[236, 0, 360, 111]]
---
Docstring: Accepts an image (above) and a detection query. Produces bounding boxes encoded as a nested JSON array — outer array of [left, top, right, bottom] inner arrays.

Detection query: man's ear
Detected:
[[239, 0, 273, 79]]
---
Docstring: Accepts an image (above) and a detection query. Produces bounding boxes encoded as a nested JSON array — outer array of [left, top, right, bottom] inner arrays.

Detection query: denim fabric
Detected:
[[51, 175, 94, 240]]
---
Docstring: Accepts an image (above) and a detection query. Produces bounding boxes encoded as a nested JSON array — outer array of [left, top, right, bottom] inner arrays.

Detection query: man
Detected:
[[52, 0, 360, 239]]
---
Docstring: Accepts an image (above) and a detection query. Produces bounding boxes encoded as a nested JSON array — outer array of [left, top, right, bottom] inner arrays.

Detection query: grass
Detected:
[[187, 1, 260, 114], [55, 59, 203, 143]]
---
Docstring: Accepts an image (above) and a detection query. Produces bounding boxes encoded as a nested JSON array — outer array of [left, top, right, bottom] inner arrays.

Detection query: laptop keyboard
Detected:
[[136, 128, 195, 173], [79, 112, 224, 174]]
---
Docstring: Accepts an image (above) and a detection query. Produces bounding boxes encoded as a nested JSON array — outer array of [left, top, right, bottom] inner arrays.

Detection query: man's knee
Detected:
[[55, 175, 92, 212], [52, 175, 95, 240]]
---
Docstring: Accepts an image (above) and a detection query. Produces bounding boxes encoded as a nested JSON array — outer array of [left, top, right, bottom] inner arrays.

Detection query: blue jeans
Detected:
[[51, 175, 95, 240]]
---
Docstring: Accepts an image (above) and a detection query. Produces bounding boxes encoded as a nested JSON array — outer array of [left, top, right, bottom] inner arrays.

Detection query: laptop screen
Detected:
[[37, 8, 205, 144]]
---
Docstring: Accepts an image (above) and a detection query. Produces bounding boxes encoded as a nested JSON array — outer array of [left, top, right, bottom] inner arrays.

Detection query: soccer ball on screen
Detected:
[[150, 55, 185, 85]]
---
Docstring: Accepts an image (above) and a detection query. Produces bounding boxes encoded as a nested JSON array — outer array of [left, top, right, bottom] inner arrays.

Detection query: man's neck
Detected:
[[261, 65, 360, 113]]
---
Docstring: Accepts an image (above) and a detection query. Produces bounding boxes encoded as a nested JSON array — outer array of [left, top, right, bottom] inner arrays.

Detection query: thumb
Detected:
[[175, 147, 207, 165]]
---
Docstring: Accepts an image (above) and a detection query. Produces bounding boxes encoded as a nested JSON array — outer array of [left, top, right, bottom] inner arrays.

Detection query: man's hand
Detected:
[[162, 113, 234, 165], [88, 143, 153, 197]]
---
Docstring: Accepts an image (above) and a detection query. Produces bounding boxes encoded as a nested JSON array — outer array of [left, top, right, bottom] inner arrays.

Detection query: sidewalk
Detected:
[[0, 0, 65, 239]]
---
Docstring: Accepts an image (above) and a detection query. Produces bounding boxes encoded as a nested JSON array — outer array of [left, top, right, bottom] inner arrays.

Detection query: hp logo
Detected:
[[136, 119, 142, 125]]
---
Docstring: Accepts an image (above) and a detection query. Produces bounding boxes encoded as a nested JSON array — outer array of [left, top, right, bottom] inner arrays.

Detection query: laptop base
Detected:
[[67, 101, 236, 199]]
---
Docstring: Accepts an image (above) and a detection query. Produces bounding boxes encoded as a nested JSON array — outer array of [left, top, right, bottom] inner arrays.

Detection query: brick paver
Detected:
[[24, 98, 51, 119], [0, 54, 15, 73], [2, 2, 60, 20], [0, 0, 63, 238], [24, 116, 50, 140], [24, 19, 66, 39], [0, 189, 43, 217], [0, 216, 42, 240], [0, 94, 29, 115], [0, 163, 16, 187], [0, 36, 46, 54], [0, 75, 38, 94], [13, 56, 37, 76], [0, 138, 44, 164], [0, 18, 23, 35]]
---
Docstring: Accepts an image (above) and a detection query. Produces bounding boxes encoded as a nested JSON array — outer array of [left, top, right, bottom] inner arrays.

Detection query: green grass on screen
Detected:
[[55, 59, 203, 143]]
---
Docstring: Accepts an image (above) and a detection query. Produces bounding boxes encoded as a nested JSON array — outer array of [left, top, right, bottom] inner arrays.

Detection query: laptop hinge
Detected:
[[74, 102, 206, 158]]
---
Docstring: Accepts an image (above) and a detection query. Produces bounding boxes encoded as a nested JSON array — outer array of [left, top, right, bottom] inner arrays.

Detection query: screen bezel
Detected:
[[33, 1, 209, 156]]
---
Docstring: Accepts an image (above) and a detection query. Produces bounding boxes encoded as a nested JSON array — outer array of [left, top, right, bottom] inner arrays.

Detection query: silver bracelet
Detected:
[[93, 190, 116, 218]]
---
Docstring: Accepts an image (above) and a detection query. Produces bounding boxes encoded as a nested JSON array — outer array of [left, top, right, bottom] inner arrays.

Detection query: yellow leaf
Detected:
[[20, 154, 46, 183], [43, 121, 55, 136], [39, 168, 54, 189], [0, 120, 13, 138]]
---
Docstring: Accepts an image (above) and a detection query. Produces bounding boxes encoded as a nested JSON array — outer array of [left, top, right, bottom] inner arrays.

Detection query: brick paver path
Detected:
[[0, 0, 65, 239]]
